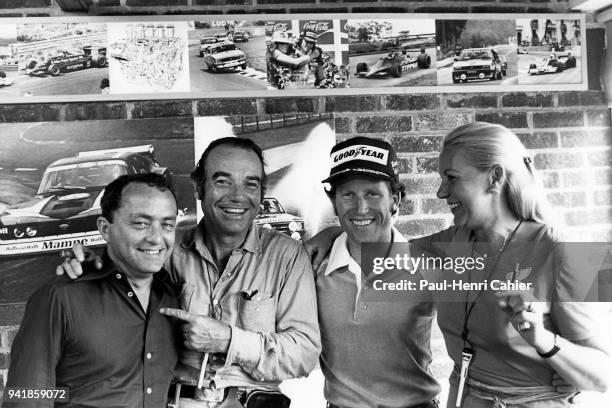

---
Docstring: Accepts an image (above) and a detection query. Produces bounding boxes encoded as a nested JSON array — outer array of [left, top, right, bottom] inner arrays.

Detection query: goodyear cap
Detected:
[[323, 136, 399, 185]]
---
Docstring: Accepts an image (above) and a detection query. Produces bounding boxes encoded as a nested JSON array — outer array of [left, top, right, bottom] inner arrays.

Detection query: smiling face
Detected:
[[98, 182, 177, 280], [437, 148, 494, 231], [333, 177, 396, 250], [199, 144, 263, 240]]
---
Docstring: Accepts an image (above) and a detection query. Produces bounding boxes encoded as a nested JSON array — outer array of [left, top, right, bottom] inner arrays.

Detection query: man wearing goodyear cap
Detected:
[[316, 136, 440, 408]]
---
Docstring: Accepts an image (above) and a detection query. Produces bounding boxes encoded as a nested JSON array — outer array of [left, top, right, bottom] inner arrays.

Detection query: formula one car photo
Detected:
[[452, 47, 505, 83], [24, 46, 107, 76], [527, 52, 577, 75], [355, 48, 431, 78], [0, 145, 172, 256], [255, 197, 305, 240]]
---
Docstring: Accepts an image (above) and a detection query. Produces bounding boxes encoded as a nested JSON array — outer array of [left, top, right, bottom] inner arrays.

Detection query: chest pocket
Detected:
[[236, 293, 276, 333]]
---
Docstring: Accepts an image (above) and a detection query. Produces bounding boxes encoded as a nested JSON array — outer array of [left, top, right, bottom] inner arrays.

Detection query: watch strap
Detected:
[[537, 334, 560, 358]]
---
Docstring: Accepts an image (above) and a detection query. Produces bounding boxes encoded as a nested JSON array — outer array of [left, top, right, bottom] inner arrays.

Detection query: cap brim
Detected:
[[322, 168, 393, 184]]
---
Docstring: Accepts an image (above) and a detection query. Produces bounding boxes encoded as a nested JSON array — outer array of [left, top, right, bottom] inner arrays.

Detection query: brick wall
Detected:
[[0, 0, 574, 17], [0, 90, 610, 396]]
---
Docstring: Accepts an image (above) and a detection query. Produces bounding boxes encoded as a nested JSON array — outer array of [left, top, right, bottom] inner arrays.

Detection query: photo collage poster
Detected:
[[0, 15, 586, 99]]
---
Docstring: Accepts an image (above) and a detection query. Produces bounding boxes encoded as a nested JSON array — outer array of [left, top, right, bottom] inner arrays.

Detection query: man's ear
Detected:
[[97, 216, 111, 241], [488, 165, 506, 194], [194, 185, 203, 201]]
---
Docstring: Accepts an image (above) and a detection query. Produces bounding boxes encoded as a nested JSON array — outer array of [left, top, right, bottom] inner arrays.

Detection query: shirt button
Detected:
[[146, 353, 152, 359], [128, 292, 134, 297], [146, 387, 152, 394], [361, 303, 367, 310], [115, 273, 121, 279], [213, 299, 218, 306]]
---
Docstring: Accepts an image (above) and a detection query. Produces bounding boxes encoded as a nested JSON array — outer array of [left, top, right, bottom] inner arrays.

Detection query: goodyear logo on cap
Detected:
[[332, 145, 388, 166]]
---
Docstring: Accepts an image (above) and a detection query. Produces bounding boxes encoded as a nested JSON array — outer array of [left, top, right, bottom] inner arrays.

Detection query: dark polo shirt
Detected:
[[6, 254, 181, 408]]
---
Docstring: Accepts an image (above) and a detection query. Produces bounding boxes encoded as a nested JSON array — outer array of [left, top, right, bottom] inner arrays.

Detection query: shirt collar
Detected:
[[323, 226, 406, 277], [180, 219, 262, 256], [78, 251, 173, 287]]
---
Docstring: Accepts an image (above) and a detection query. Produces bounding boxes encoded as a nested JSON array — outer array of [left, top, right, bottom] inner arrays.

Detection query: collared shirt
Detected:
[[6, 253, 181, 408], [316, 228, 440, 408], [167, 221, 321, 390]]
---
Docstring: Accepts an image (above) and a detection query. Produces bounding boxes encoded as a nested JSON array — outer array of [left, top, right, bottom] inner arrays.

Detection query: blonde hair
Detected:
[[442, 122, 551, 224]]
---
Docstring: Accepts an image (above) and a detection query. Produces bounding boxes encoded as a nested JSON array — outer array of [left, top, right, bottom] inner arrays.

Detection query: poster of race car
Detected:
[[0, 24, 19, 97], [9, 23, 108, 97], [347, 19, 437, 87], [189, 20, 267, 91], [193, 114, 337, 239], [0, 118, 195, 303], [517, 18, 582, 85], [436, 19, 518, 86], [108, 22, 190, 93], [266, 19, 350, 89]]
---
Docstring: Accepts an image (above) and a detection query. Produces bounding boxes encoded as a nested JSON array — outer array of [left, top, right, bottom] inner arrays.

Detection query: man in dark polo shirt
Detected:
[[316, 137, 440, 408], [5, 173, 182, 408]]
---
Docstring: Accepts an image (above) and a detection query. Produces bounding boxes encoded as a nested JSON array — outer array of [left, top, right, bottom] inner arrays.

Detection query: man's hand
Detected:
[[160, 308, 231, 354], [56, 243, 103, 279], [303, 226, 341, 270]]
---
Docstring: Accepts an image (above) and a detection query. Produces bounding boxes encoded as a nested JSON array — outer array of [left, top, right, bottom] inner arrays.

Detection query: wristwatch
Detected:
[[537, 334, 560, 358]]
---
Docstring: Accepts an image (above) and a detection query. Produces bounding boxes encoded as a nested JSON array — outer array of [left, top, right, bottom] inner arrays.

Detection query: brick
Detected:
[[392, 135, 443, 153], [334, 117, 350, 133], [325, 96, 379, 112], [402, 175, 441, 194], [546, 192, 587, 208], [560, 129, 612, 147], [517, 131, 558, 149], [501, 93, 553, 108], [399, 198, 415, 216], [0, 352, 8, 370], [397, 157, 413, 174], [126, 0, 187, 5], [264, 97, 318, 114], [475, 112, 527, 128], [446, 94, 498, 109], [540, 171, 560, 188], [356, 116, 412, 133], [385, 94, 439, 111], [0, 0, 50, 6], [421, 198, 448, 214], [416, 156, 438, 174], [26, 12, 51, 16], [197, 98, 257, 116], [535, 152, 584, 170], [586, 109, 611, 128], [131, 101, 192, 118], [6, 328, 18, 347], [0, 104, 61, 123], [593, 169, 612, 186], [65, 102, 126, 121], [559, 91, 606, 107], [413, 113, 471, 131], [98, 0, 121, 5], [562, 171, 588, 188], [396, 218, 448, 238], [525, 7, 555, 13], [593, 189, 611, 206], [565, 207, 612, 226], [533, 111, 584, 128], [587, 150, 611, 167]]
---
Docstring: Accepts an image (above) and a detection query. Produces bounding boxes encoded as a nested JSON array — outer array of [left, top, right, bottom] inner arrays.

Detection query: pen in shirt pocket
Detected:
[[241, 289, 259, 301]]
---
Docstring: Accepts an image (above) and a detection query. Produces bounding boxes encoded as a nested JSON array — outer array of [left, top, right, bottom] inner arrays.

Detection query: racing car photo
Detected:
[[527, 52, 577, 75], [255, 197, 305, 240], [354, 48, 431, 78], [202, 42, 247, 72], [451, 47, 506, 83], [24, 45, 107, 77], [198, 36, 218, 57], [231, 30, 250, 42], [0, 145, 172, 256]]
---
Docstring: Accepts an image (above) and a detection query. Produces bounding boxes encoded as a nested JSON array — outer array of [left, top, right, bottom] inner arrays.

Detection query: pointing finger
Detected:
[[160, 308, 197, 322]]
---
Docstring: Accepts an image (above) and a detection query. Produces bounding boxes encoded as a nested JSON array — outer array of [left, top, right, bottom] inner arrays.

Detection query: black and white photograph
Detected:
[[189, 20, 267, 91], [0, 24, 18, 98], [347, 19, 437, 87], [436, 19, 518, 85], [193, 114, 337, 240], [0, 118, 195, 304], [108, 22, 190, 93], [11, 23, 108, 97], [266, 19, 350, 90], [517, 18, 583, 85]]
